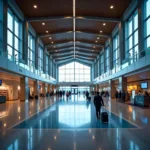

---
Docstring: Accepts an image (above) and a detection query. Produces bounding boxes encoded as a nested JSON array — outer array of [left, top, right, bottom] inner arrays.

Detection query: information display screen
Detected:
[[0, 80, 2, 86], [141, 82, 148, 89]]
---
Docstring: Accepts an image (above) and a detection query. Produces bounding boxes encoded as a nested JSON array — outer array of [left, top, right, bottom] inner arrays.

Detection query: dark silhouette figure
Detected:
[[94, 92, 104, 119], [115, 90, 119, 101]]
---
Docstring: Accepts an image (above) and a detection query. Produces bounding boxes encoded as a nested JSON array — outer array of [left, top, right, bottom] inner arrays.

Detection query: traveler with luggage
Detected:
[[94, 92, 104, 119]]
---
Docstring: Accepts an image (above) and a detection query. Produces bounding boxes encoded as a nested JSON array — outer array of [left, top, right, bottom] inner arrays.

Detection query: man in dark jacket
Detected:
[[94, 92, 104, 119]]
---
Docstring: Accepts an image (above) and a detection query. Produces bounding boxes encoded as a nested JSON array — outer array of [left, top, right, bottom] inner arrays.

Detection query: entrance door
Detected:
[[74, 88, 78, 94], [71, 88, 78, 94]]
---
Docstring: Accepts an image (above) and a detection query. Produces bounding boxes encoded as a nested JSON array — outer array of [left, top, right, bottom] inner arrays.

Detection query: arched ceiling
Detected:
[[15, 0, 132, 65]]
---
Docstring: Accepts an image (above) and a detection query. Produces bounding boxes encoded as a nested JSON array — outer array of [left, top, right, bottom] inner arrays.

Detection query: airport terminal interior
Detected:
[[0, 0, 150, 149]]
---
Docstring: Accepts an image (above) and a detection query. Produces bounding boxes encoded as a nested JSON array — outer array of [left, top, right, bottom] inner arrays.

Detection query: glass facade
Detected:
[[28, 33, 35, 72], [100, 54, 104, 75], [59, 62, 91, 82], [105, 46, 110, 72], [145, 0, 150, 48], [113, 34, 120, 68], [7, 9, 22, 61], [38, 46, 44, 72], [46, 55, 49, 74], [125, 10, 138, 64]]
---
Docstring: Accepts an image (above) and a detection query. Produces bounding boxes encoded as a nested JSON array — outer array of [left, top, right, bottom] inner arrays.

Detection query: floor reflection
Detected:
[[14, 95, 136, 129], [0, 95, 150, 150]]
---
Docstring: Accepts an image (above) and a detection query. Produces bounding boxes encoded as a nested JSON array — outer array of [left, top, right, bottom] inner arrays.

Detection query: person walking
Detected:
[[115, 90, 119, 101], [121, 90, 126, 103], [94, 92, 104, 119]]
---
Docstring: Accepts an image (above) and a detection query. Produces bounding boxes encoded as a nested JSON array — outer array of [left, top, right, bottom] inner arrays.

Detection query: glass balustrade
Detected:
[[0, 49, 56, 83]]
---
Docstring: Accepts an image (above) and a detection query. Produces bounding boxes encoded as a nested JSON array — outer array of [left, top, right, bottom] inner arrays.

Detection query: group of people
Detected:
[[91, 91, 109, 97], [136, 90, 150, 96], [56, 90, 71, 98], [115, 90, 126, 102]]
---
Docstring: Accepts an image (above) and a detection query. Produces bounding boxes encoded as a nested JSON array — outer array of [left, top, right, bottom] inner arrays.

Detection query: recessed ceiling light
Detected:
[[95, 41, 98, 43], [103, 23, 106, 26], [100, 31, 103, 33], [110, 5, 114, 9], [97, 37, 99, 40], [51, 42, 54, 44], [46, 31, 49, 33], [33, 5, 37, 9], [42, 22, 45, 26], [49, 37, 51, 39]]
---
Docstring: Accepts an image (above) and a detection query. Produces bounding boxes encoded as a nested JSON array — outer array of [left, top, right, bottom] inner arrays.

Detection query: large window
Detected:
[[100, 54, 104, 75], [38, 46, 43, 72], [125, 10, 138, 63], [28, 33, 35, 71], [145, 0, 150, 48], [113, 34, 120, 68], [7, 9, 22, 61], [94, 62, 97, 78], [59, 62, 91, 82], [105, 46, 110, 72], [97, 58, 99, 77], [46, 55, 49, 74]]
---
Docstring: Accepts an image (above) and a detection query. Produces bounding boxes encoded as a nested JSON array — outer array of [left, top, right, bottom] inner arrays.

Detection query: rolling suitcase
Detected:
[[101, 112, 108, 123]]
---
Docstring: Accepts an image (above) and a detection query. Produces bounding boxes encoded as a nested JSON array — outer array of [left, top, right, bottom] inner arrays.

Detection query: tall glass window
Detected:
[[28, 33, 35, 71], [7, 9, 22, 62], [59, 62, 91, 82], [94, 62, 97, 78], [38, 46, 43, 72], [46, 55, 49, 74], [105, 46, 110, 72], [125, 10, 138, 63], [113, 34, 120, 67], [100, 54, 104, 75], [145, 0, 150, 48], [97, 58, 99, 76]]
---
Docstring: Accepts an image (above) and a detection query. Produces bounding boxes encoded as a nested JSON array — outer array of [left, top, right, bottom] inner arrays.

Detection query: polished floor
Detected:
[[0, 95, 150, 150]]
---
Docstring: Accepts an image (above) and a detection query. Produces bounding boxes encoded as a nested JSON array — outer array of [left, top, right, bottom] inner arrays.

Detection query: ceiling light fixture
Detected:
[[33, 5, 37, 9], [49, 37, 52, 39], [110, 5, 114, 9], [95, 41, 98, 43], [93, 46, 95, 48], [97, 37, 99, 40], [100, 31, 103, 33], [42, 22, 45, 26], [54, 46, 55, 48], [46, 31, 49, 33], [51, 42, 54, 44], [103, 23, 106, 26]]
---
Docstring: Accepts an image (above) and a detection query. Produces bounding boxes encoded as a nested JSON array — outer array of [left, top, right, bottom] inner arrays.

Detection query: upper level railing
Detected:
[[0, 49, 56, 83], [93, 48, 150, 83]]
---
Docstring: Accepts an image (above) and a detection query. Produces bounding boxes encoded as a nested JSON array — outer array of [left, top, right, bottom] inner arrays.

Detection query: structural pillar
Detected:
[[42, 83, 47, 96], [48, 84, 51, 93], [109, 80, 116, 99], [23, 21, 29, 64], [2, 0, 8, 57], [20, 77, 28, 101]]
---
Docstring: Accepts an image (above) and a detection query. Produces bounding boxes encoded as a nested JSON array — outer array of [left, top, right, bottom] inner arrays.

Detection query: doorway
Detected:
[[71, 88, 78, 94]]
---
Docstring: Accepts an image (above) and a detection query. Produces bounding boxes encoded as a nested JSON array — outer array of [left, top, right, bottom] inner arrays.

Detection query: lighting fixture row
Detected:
[[41, 23, 55, 44], [33, 4, 114, 50], [33, 5, 114, 9]]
